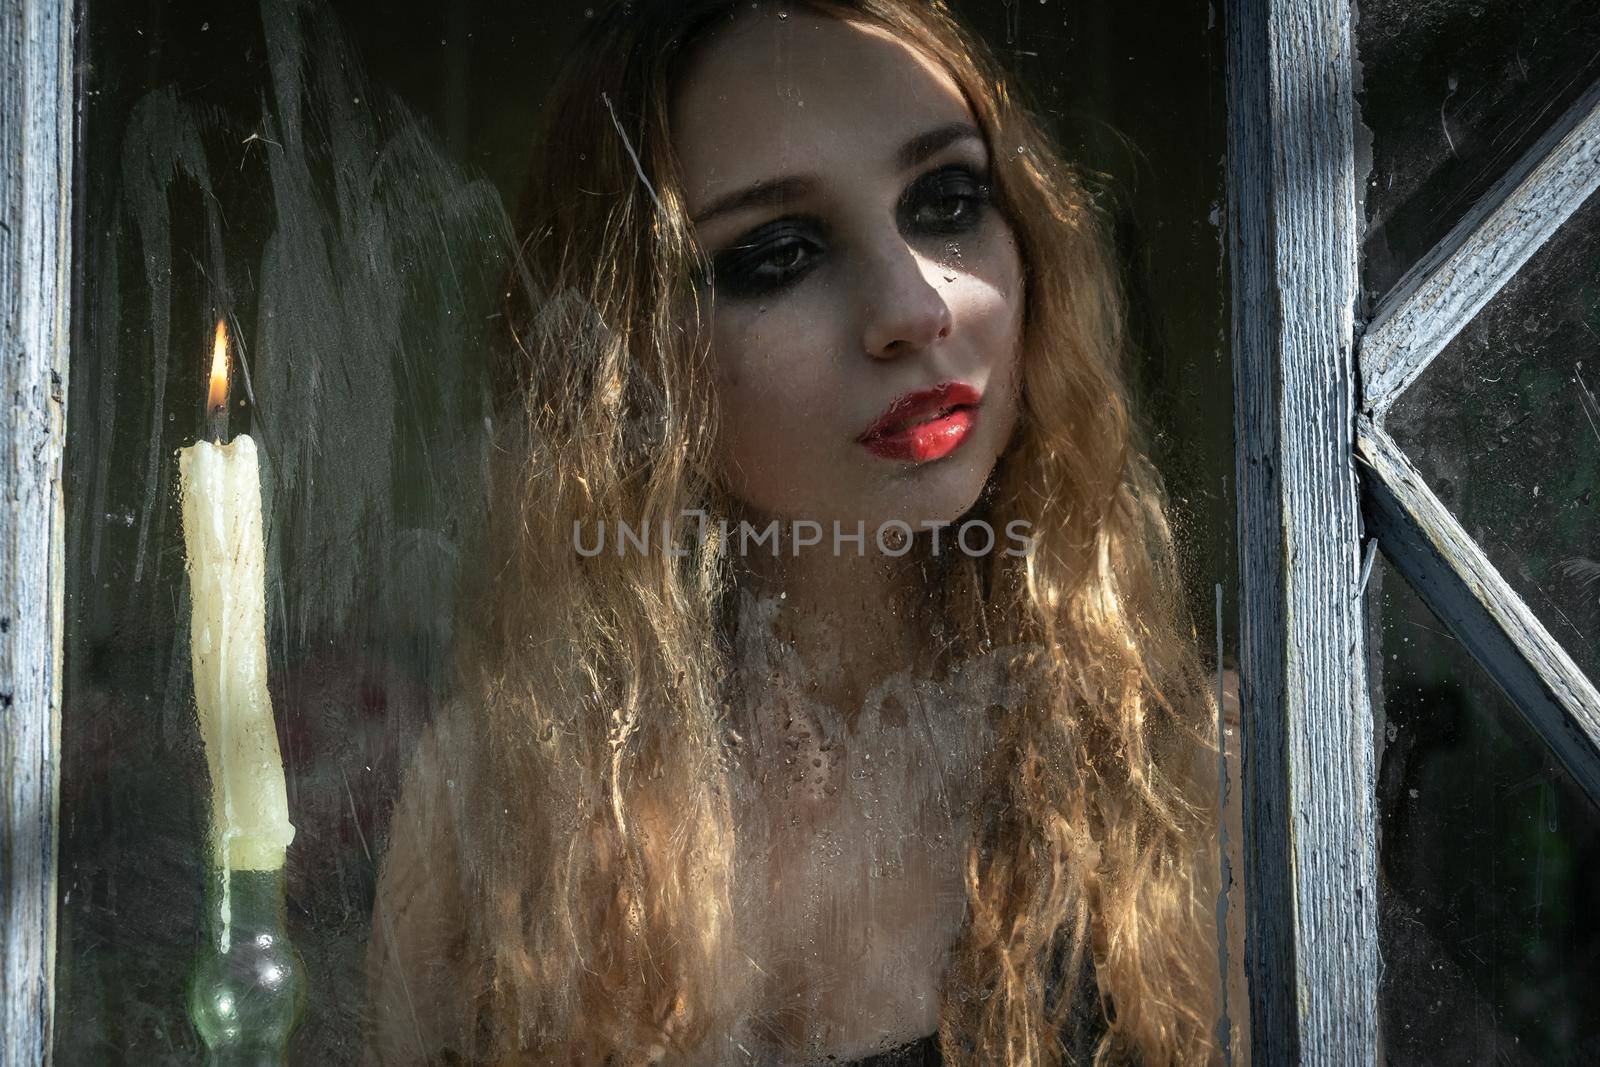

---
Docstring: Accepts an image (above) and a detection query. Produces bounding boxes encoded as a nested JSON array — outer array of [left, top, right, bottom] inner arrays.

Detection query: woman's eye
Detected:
[[709, 222, 824, 299], [903, 165, 991, 235]]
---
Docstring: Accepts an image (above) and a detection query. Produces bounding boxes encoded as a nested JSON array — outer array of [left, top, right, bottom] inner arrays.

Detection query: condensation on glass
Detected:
[[61, 2, 510, 1059], [57, 1, 1237, 1063]]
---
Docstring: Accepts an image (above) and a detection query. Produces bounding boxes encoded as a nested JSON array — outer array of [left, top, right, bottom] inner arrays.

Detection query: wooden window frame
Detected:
[[1224, 1, 1378, 1061], [1226, 0, 1600, 1063], [2, 0, 73, 1064], [4, 0, 1592, 1062]]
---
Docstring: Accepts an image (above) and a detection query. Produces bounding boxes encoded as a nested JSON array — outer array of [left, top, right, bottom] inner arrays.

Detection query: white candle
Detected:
[[178, 321, 294, 872]]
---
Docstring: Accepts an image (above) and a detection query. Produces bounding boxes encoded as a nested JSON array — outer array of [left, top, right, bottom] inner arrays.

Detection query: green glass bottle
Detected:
[[188, 866, 306, 1065]]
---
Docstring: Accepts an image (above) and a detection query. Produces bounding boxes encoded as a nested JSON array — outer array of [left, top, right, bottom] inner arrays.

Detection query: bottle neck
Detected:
[[205, 866, 288, 943]]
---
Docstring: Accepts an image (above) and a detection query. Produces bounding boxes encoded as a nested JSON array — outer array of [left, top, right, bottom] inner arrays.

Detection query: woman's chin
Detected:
[[844, 489, 992, 539], [869, 464, 995, 529], [723, 460, 997, 546]]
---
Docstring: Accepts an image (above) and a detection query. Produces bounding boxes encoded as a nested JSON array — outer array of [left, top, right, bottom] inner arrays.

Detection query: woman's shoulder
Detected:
[[376, 709, 470, 879], [365, 709, 477, 1064]]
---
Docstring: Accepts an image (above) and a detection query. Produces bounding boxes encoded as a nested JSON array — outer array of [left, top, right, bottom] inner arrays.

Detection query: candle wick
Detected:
[[207, 404, 229, 445]]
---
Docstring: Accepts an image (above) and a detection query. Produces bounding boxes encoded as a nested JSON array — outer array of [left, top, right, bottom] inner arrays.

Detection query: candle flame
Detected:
[[207, 319, 229, 412]]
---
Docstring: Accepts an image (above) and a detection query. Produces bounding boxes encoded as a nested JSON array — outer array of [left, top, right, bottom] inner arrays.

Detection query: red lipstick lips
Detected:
[[857, 380, 982, 463]]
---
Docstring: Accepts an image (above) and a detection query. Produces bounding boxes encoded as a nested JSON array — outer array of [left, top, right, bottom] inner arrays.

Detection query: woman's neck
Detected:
[[732, 527, 941, 724]]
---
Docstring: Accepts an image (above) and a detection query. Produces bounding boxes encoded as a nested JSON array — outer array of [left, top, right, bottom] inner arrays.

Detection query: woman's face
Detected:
[[674, 10, 1025, 533]]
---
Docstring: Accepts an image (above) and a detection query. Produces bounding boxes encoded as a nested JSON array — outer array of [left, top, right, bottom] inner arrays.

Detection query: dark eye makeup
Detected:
[[898, 163, 992, 235], [703, 162, 994, 301], [705, 219, 828, 300]]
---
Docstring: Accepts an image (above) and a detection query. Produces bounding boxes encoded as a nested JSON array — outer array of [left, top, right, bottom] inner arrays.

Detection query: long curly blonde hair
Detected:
[[445, 1, 1221, 1063]]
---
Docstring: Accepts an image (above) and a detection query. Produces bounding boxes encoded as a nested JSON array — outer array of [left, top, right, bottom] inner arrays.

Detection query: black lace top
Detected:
[[846, 1033, 942, 1065], [831, 958, 1108, 1067]]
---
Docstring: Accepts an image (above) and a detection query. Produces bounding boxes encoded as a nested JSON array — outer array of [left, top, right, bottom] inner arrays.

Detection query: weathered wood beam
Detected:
[[1357, 419, 1600, 800], [1226, 0, 1378, 1062], [1361, 78, 1600, 417], [2, 0, 74, 1063]]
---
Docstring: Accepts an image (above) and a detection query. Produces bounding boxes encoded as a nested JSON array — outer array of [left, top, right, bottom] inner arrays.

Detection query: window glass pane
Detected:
[[59, 1, 1239, 1063], [1389, 191, 1600, 687], [1355, 0, 1600, 300], [61, 2, 513, 1060], [1374, 557, 1600, 1064]]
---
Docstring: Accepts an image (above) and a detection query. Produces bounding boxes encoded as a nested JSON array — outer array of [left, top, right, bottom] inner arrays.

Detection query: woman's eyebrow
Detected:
[[690, 120, 985, 226], [692, 175, 816, 226], [894, 120, 983, 171]]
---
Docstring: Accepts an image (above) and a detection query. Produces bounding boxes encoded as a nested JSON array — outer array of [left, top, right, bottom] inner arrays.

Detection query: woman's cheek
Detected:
[[712, 317, 803, 506], [710, 299, 851, 518]]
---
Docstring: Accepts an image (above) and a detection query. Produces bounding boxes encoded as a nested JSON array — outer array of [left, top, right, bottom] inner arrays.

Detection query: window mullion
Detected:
[[1226, 0, 1378, 1062]]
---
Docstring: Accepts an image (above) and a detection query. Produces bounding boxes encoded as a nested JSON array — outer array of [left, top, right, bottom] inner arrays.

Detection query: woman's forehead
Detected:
[[672, 11, 976, 215]]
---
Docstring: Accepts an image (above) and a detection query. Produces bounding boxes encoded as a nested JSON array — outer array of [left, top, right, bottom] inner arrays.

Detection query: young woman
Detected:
[[367, 2, 1224, 1064]]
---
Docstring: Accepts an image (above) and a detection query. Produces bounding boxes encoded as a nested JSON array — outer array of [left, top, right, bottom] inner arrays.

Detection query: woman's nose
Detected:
[[859, 241, 954, 359]]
